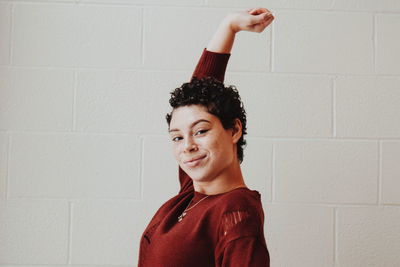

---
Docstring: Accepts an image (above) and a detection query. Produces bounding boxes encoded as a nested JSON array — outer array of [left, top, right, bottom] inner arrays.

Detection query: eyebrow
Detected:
[[169, 119, 211, 133]]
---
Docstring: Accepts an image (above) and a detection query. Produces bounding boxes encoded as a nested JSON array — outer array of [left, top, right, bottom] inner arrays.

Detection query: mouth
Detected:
[[184, 155, 206, 168]]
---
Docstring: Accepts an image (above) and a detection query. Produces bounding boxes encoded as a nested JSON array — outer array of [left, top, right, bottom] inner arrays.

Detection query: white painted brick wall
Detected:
[[0, 134, 7, 199], [0, 3, 11, 65], [0, 1, 399, 266], [273, 10, 374, 74], [266, 204, 335, 266], [336, 76, 400, 138], [337, 207, 400, 267], [0, 68, 74, 131], [274, 140, 378, 204], [376, 14, 400, 75], [382, 142, 400, 204], [228, 73, 333, 137]]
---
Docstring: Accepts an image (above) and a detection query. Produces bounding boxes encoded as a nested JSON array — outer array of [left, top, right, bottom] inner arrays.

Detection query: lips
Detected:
[[184, 155, 206, 167]]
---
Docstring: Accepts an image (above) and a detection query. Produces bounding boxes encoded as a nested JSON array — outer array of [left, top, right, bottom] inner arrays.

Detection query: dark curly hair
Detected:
[[166, 77, 247, 163]]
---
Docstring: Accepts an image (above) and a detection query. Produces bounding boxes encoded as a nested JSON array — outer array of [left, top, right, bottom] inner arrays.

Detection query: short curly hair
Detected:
[[166, 77, 247, 163]]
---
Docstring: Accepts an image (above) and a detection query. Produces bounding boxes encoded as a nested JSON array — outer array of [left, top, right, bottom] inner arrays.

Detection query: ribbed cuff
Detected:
[[191, 48, 231, 82]]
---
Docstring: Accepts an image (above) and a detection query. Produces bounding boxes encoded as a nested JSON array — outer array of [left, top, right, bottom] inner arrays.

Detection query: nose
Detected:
[[183, 136, 198, 153]]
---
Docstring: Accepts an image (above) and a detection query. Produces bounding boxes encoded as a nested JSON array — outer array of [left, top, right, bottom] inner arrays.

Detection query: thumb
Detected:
[[250, 12, 270, 24]]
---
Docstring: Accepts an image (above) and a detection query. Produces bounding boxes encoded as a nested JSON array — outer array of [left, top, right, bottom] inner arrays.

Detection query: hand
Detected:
[[225, 7, 274, 33]]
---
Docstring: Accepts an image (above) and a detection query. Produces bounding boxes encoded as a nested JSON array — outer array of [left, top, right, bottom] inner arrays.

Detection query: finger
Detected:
[[250, 12, 273, 25], [249, 7, 269, 15], [253, 16, 274, 32]]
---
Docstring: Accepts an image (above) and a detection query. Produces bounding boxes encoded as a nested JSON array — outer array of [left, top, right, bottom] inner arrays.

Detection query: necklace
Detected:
[[178, 195, 210, 222], [177, 185, 247, 222]]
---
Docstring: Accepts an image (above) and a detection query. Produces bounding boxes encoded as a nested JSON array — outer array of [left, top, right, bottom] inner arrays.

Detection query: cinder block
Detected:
[[144, 7, 270, 72], [336, 76, 400, 138], [337, 206, 400, 267], [0, 266, 105, 267], [142, 135, 180, 211], [0, 199, 69, 264], [376, 14, 400, 75], [208, 0, 333, 10], [13, 3, 78, 66], [241, 137, 272, 203], [76, 70, 188, 134], [227, 73, 332, 137], [0, 3, 10, 65], [76, 5, 142, 68], [0, 68, 74, 131], [273, 10, 374, 74], [265, 204, 334, 267], [332, 0, 400, 12], [274, 140, 378, 204], [0, 134, 7, 200], [13, 3, 142, 68], [81, 0, 203, 5], [71, 200, 149, 265], [8, 133, 141, 199], [382, 141, 400, 204]]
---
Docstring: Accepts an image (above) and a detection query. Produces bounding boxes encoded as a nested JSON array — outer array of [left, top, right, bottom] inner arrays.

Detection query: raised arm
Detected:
[[192, 8, 274, 82], [207, 7, 274, 54], [181, 8, 274, 193]]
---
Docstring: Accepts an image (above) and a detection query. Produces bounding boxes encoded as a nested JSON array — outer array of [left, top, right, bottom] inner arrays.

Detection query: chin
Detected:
[[184, 170, 205, 180], [182, 168, 210, 182]]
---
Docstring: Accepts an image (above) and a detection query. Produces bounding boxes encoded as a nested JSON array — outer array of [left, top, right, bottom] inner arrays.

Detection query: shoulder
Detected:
[[215, 188, 263, 213], [212, 188, 267, 251], [214, 188, 265, 236]]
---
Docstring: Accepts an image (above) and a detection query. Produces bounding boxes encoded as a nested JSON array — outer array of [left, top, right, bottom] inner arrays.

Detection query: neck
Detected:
[[193, 160, 246, 195]]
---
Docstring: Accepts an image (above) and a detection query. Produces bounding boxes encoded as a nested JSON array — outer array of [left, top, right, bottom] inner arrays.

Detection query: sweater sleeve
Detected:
[[178, 48, 231, 192], [217, 236, 270, 267], [214, 206, 269, 267], [191, 48, 231, 82]]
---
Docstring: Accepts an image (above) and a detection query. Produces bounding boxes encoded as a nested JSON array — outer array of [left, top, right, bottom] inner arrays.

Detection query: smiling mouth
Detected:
[[184, 155, 206, 167]]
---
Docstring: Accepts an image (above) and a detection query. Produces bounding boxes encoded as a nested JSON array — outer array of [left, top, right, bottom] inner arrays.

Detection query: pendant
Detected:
[[178, 212, 186, 222]]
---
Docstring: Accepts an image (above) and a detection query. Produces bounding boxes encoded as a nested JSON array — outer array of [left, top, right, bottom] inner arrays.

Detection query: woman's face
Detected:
[[169, 104, 241, 183]]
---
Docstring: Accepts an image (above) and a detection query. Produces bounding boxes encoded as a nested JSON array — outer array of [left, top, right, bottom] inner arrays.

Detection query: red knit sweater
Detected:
[[138, 49, 270, 267]]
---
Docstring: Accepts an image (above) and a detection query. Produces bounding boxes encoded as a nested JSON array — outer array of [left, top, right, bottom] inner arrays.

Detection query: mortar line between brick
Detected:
[[9, 196, 143, 201], [2, 64, 400, 78], [264, 201, 396, 207], [8, 3, 14, 65], [67, 201, 73, 264], [140, 135, 145, 200], [332, 77, 337, 137], [141, 8, 145, 66], [378, 141, 382, 205], [271, 142, 275, 202], [270, 17, 275, 72], [373, 13, 377, 74], [55, 2, 208, 8], [9, 2, 397, 14], [2, 130, 400, 141], [334, 207, 338, 265], [6, 195, 398, 206], [72, 70, 78, 131], [5, 133, 11, 200]]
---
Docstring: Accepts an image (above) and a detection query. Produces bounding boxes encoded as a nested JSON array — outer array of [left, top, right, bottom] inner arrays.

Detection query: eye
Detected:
[[172, 136, 183, 142], [195, 129, 208, 136]]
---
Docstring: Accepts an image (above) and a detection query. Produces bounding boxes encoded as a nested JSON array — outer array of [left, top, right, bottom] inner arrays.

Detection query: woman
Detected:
[[138, 8, 274, 267]]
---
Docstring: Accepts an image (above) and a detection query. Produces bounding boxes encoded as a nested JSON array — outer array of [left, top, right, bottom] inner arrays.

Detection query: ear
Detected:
[[231, 118, 242, 144]]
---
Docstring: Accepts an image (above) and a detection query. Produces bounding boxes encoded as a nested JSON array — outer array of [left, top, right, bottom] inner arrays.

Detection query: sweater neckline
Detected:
[[192, 187, 251, 202]]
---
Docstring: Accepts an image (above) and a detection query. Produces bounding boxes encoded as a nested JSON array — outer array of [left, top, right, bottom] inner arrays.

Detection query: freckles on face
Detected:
[[168, 105, 235, 180]]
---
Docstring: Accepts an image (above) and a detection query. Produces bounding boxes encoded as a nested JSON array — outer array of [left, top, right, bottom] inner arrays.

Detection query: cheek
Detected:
[[172, 144, 181, 161], [205, 138, 227, 156]]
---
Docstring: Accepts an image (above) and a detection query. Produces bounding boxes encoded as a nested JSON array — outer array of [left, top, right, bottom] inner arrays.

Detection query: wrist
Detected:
[[221, 15, 239, 34]]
